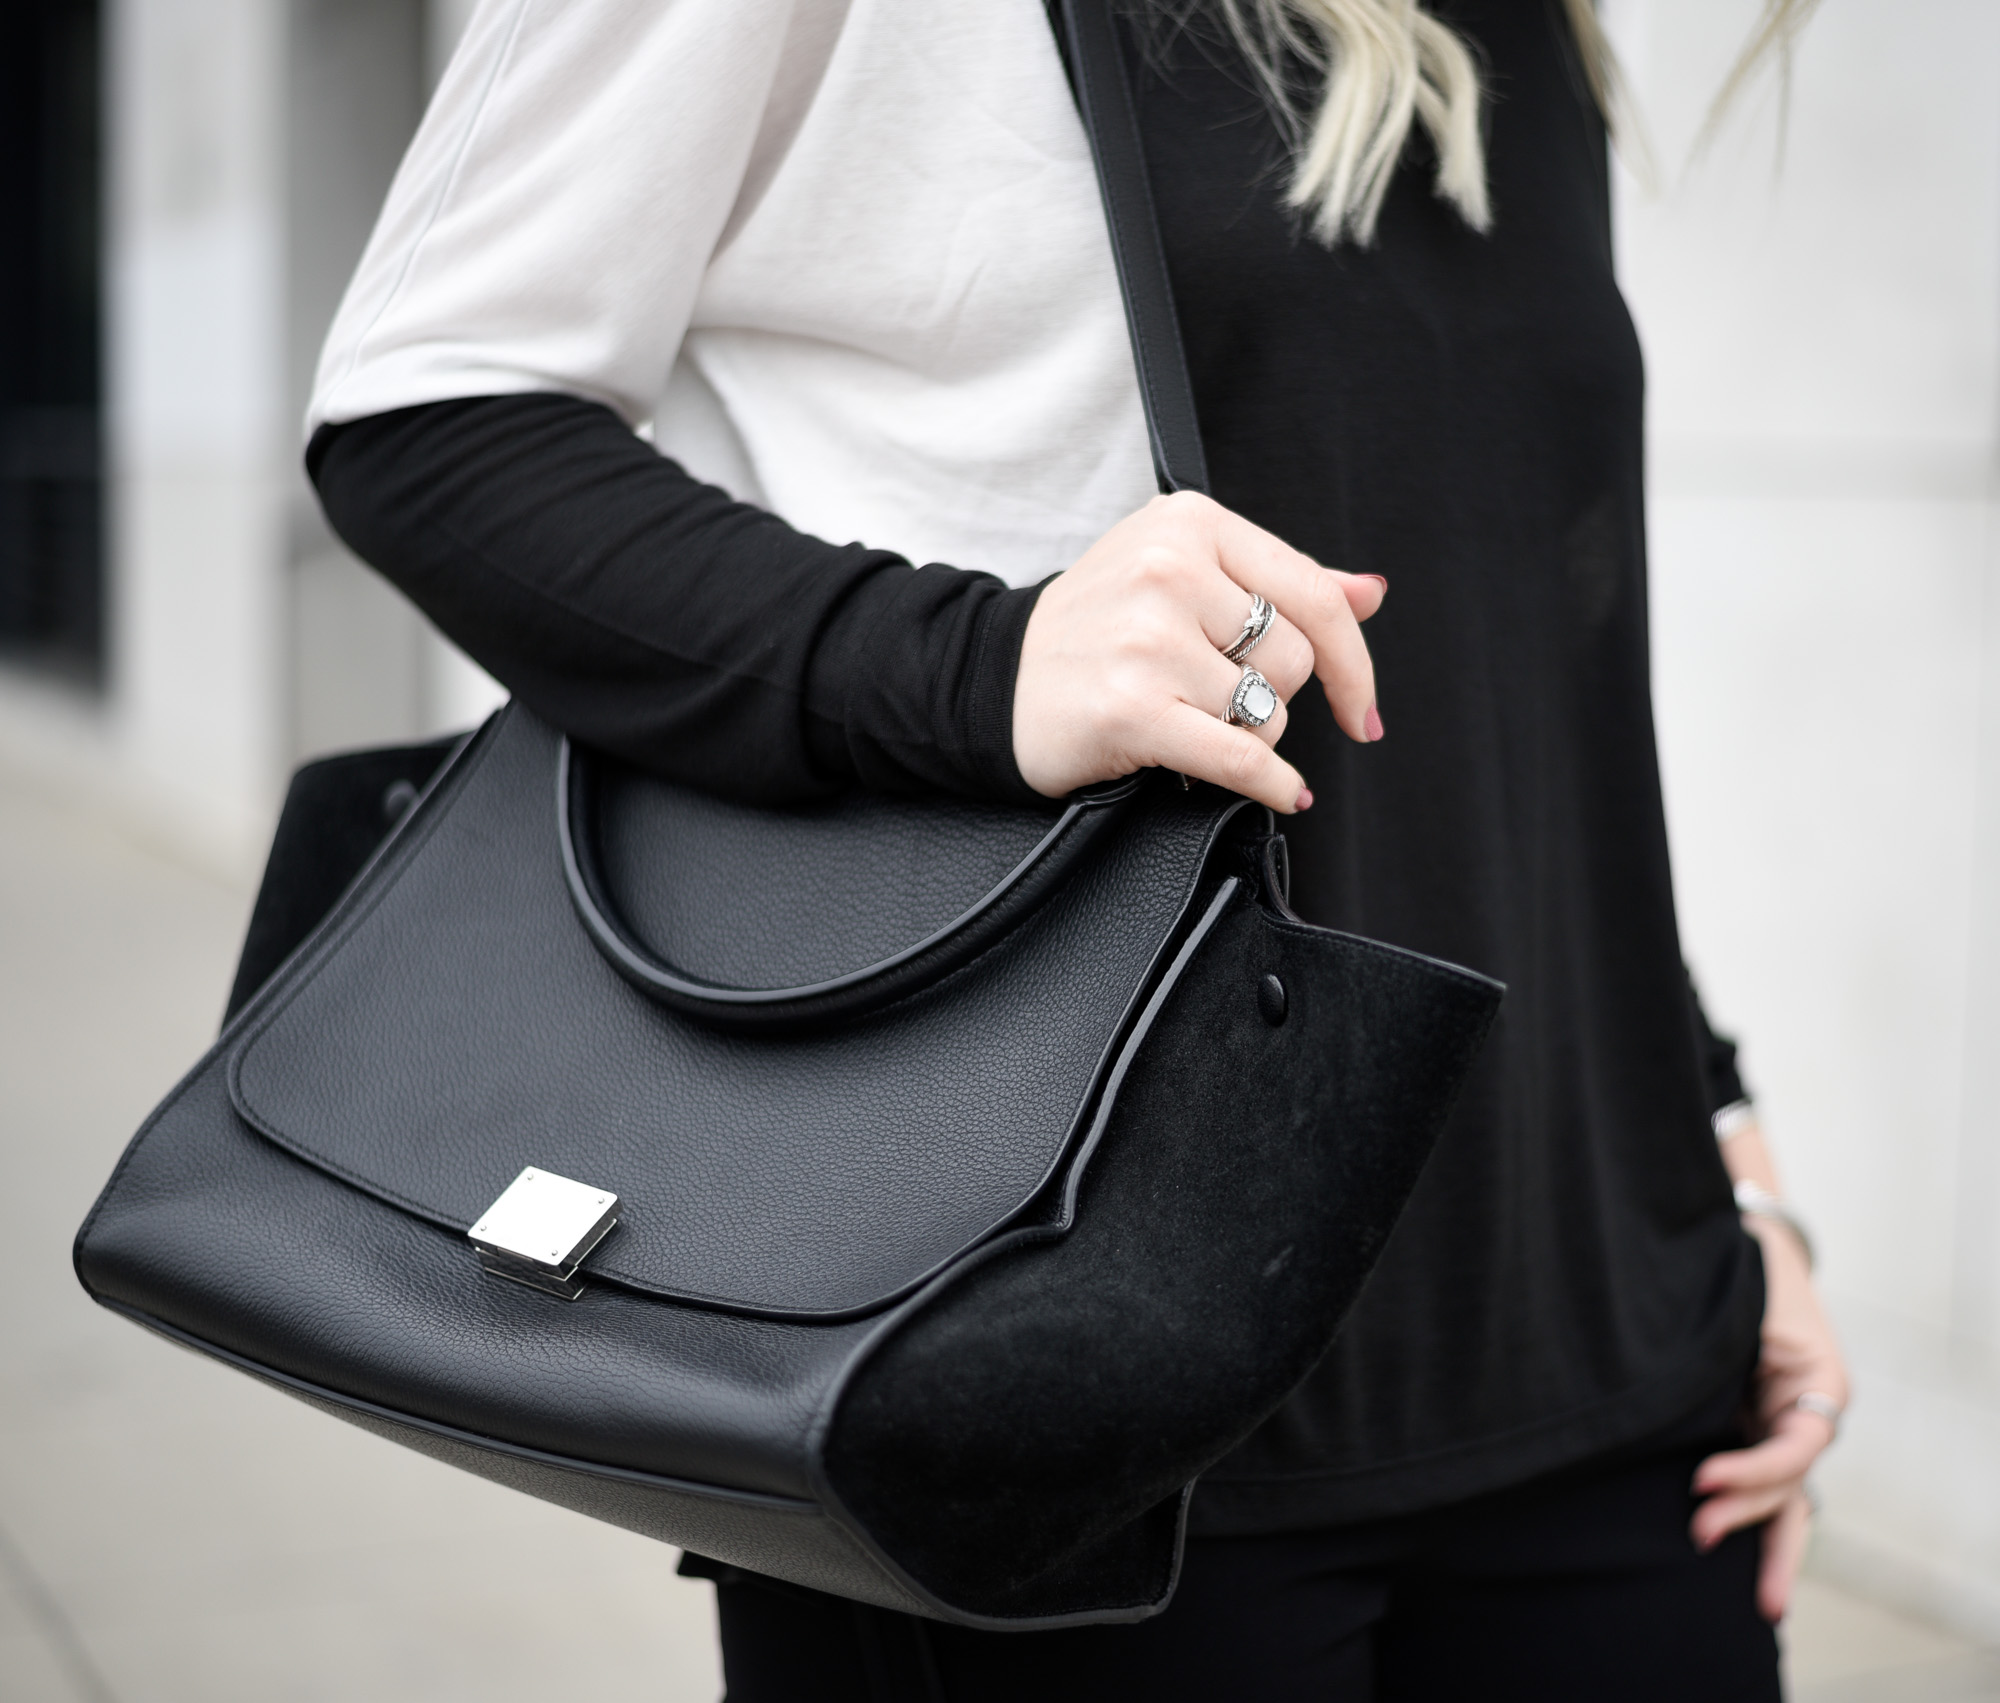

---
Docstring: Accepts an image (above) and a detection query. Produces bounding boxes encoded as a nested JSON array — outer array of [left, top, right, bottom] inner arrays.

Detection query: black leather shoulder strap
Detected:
[[1049, 0, 1212, 497]]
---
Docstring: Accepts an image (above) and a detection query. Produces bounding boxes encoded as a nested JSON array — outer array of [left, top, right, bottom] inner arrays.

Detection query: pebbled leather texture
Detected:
[[563, 745, 1139, 1030], [590, 767, 1064, 993], [229, 709, 1233, 1319], [584, 748, 1063, 986], [80, 1032, 869, 1496]]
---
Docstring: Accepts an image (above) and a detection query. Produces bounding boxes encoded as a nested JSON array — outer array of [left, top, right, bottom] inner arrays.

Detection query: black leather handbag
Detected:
[[73, 1, 1502, 1630]]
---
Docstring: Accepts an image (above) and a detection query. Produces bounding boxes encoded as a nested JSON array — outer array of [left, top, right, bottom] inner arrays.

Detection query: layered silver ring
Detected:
[[1223, 594, 1275, 663], [1225, 665, 1279, 729]]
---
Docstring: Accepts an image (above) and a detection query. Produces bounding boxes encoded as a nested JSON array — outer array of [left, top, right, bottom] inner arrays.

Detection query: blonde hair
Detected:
[[1206, 0, 1823, 245]]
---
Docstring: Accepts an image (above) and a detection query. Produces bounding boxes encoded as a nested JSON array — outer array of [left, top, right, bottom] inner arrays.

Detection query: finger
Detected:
[[1154, 491, 1383, 626], [1194, 579, 1268, 653], [1691, 1482, 1793, 1550], [1693, 1426, 1826, 1496], [1200, 506, 1381, 743], [1343, 573, 1388, 621], [1758, 1494, 1813, 1623], [1152, 701, 1308, 813], [1758, 1389, 1843, 1444], [1247, 614, 1315, 702]]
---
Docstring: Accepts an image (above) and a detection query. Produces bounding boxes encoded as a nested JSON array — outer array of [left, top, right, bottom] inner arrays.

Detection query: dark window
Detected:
[[0, 0, 102, 684]]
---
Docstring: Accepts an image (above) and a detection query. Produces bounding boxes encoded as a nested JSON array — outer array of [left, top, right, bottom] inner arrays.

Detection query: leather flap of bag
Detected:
[[559, 745, 1136, 1030], [227, 708, 1238, 1319]]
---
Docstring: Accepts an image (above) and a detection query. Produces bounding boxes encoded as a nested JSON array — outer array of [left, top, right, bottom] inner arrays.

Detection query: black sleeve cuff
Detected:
[[804, 561, 1047, 805], [1685, 967, 1751, 1116]]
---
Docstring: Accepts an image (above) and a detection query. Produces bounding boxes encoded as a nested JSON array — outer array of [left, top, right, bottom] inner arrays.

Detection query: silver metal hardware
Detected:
[[1711, 1098, 1757, 1142], [469, 1166, 620, 1301], [1795, 1391, 1842, 1437], [1733, 1178, 1814, 1271], [1225, 666, 1278, 729], [1223, 594, 1275, 664]]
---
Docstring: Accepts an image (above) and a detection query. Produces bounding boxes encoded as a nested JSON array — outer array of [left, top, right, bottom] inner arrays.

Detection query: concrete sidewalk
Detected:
[[2, 765, 1996, 1701]]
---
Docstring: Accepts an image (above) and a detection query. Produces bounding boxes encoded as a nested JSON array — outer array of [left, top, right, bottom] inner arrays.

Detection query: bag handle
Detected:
[[1050, 0, 1211, 498], [558, 746, 1141, 1031]]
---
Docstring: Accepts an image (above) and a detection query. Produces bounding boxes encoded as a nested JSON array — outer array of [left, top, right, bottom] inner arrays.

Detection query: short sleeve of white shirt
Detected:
[[309, 0, 1156, 588]]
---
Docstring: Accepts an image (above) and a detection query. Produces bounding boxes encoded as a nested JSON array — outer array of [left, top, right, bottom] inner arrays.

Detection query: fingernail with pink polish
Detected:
[[1295, 788, 1314, 813], [1364, 704, 1384, 742]]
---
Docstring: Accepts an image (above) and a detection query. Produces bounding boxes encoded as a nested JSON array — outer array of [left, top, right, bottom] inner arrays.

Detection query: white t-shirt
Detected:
[[308, 0, 1157, 588]]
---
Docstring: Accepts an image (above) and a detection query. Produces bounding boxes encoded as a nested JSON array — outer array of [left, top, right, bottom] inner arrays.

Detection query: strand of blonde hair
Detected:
[[1214, 0, 1488, 245], [1206, 0, 1822, 247]]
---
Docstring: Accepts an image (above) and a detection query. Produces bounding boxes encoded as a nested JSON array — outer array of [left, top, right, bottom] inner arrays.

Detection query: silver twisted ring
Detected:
[[1795, 1391, 1842, 1437], [1223, 594, 1275, 663], [1225, 665, 1279, 729]]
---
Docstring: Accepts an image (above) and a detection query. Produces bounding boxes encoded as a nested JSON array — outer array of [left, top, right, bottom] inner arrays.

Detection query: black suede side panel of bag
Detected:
[[821, 888, 1501, 1617], [74, 704, 1501, 1626]]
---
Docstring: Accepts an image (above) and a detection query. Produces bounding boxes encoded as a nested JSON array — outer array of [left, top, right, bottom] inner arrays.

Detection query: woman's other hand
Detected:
[[1013, 491, 1386, 810], [1691, 1119, 1849, 1624]]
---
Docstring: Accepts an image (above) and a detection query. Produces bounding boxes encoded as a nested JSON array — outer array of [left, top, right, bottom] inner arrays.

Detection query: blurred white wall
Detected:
[[102, 0, 289, 864], [1608, 0, 2000, 1638], [0, 0, 497, 875]]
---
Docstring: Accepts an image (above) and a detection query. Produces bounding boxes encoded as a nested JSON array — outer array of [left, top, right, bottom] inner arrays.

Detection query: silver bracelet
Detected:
[[1712, 1099, 1757, 1142], [1735, 1179, 1815, 1271]]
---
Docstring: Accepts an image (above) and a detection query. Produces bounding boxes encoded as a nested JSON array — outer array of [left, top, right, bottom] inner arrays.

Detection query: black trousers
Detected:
[[707, 1410, 1781, 1702]]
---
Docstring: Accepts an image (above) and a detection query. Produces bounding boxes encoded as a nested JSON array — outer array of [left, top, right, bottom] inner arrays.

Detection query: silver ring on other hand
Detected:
[[1225, 666, 1279, 729], [1223, 594, 1275, 663], [1795, 1391, 1842, 1437]]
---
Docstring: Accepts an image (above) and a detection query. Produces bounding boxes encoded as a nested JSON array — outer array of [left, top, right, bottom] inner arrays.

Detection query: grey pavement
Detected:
[[3, 762, 1997, 1701]]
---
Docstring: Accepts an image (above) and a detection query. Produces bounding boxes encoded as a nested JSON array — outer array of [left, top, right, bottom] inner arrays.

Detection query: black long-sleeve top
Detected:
[[311, 0, 1761, 1528], [309, 394, 1044, 807]]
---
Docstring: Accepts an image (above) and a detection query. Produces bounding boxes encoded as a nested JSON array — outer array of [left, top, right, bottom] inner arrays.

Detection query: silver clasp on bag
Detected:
[[469, 1167, 620, 1301]]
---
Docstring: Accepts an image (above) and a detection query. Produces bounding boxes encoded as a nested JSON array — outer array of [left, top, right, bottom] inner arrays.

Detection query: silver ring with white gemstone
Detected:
[[1225, 665, 1279, 729], [1223, 594, 1275, 664]]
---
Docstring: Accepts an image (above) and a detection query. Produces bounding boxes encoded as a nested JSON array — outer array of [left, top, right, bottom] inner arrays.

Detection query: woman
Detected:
[[306, 0, 1847, 1695]]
